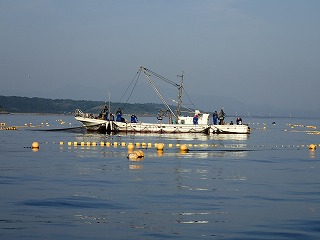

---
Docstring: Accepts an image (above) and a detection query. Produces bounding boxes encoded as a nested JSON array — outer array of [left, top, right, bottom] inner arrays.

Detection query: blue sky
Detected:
[[1, 0, 319, 116]]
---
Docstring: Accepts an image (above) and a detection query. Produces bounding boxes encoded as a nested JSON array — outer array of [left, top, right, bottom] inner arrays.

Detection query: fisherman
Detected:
[[218, 109, 225, 125], [236, 117, 242, 125], [99, 105, 109, 120], [213, 111, 218, 125], [104, 105, 109, 120], [131, 114, 138, 123], [110, 113, 114, 121], [193, 114, 199, 125], [116, 108, 122, 122]]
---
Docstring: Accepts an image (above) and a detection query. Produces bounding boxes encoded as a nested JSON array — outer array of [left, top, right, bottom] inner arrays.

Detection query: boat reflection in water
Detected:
[[70, 131, 249, 161], [72, 132, 248, 148], [183, 149, 248, 159], [209, 133, 248, 141]]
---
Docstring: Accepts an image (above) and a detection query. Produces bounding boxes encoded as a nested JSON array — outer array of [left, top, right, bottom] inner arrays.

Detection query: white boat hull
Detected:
[[111, 121, 210, 134], [75, 116, 250, 134], [75, 116, 108, 132], [210, 124, 250, 134]]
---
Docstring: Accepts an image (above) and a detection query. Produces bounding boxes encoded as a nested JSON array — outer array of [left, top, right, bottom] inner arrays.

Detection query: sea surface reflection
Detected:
[[0, 114, 320, 239]]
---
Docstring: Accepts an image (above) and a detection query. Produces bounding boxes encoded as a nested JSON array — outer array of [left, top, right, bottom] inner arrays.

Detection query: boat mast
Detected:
[[176, 71, 184, 119]]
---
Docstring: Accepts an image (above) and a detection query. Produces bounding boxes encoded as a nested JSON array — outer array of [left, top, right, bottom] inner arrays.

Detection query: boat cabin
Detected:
[[177, 110, 209, 125]]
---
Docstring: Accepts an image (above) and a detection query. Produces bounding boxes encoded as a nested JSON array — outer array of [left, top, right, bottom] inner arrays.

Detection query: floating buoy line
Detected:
[[30, 141, 319, 153], [0, 120, 316, 152]]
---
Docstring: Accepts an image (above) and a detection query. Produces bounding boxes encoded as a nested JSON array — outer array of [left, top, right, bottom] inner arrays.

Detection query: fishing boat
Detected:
[[75, 66, 250, 134]]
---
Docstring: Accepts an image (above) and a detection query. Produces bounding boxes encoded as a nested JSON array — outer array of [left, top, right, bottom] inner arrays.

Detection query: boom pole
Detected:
[[140, 66, 184, 124], [140, 68, 177, 120], [176, 71, 184, 118]]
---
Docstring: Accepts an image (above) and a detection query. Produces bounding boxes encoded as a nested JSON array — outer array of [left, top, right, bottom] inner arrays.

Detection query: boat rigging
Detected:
[[74, 66, 251, 134], [139, 67, 180, 123]]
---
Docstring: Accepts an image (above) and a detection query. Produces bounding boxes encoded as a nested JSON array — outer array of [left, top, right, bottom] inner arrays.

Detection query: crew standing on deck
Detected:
[[116, 108, 125, 122], [110, 113, 114, 121], [104, 105, 109, 120], [131, 114, 138, 123], [213, 111, 218, 125], [193, 113, 199, 125], [218, 109, 225, 125], [236, 117, 242, 125], [98, 105, 109, 120]]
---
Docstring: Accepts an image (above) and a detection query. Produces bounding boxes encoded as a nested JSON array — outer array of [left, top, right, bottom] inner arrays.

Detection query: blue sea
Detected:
[[0, 114, 320, 240]]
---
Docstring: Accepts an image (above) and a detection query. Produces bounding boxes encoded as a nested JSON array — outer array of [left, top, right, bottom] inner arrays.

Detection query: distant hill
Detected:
[[0, 95, 172, 116], [1, 95, 319, 118]]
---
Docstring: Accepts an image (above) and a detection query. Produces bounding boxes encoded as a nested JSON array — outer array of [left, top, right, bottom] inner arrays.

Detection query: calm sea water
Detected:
[[1, 114, 320, 240]]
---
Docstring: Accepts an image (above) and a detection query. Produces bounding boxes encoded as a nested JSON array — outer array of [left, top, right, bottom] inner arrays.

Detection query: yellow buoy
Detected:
[[127, 143, 135, 151], [127, 152, 139, 161], [100, 142, 105, 146], [127, 150, 144, 161], [309, 144, 316, 150], [136, 149, 145, 158], [156, 143, 164, 151], [180, 144, 189, 153], [31, 141, 39, 149], [92, 142, 97, 146]]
